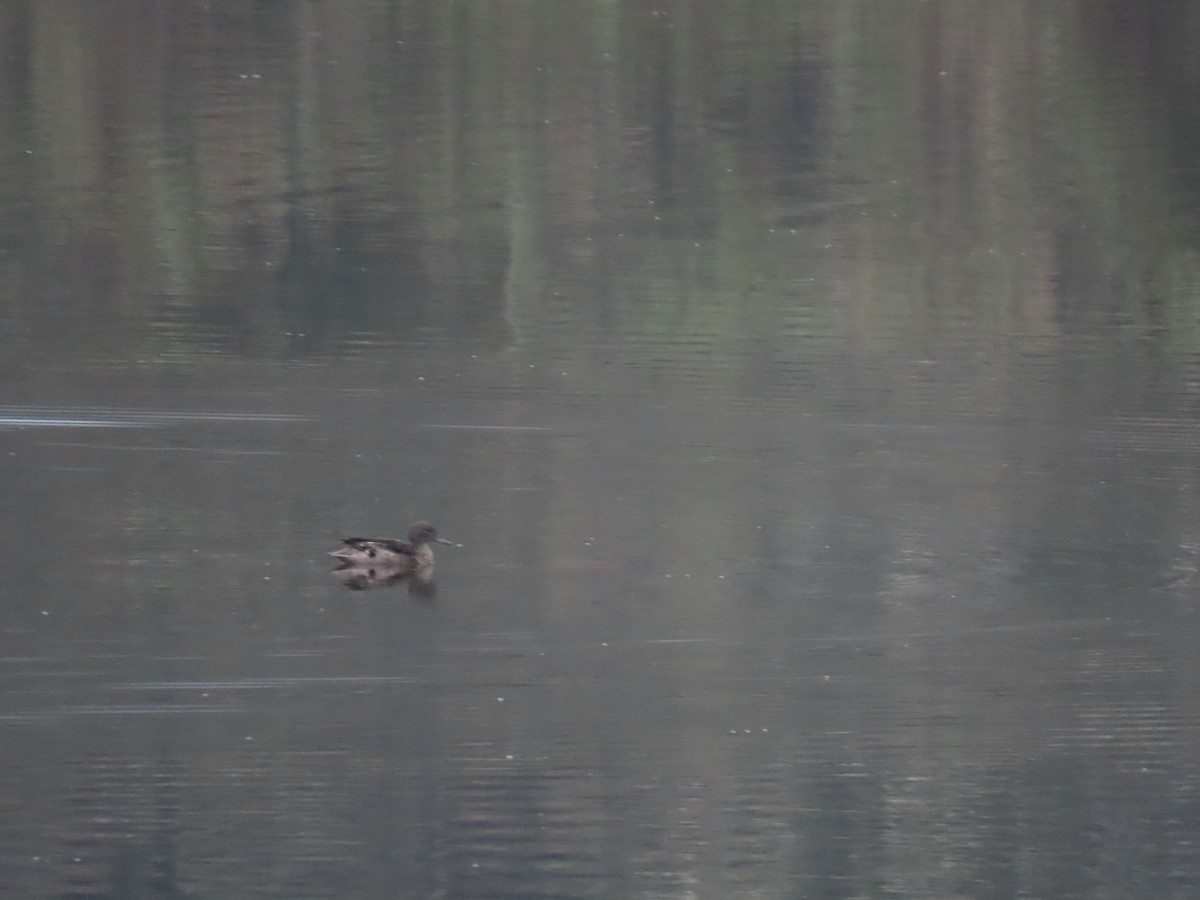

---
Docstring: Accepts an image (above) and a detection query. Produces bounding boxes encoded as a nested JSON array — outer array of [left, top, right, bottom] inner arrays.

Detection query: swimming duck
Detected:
[[329, 521, 454, 571]]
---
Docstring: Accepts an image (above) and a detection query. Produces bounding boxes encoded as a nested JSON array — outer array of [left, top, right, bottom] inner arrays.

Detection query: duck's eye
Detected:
[[368, 548, 377, 558]]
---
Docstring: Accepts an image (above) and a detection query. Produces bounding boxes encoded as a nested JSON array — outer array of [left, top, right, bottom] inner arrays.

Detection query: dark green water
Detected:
[[2, 3, 1200, 897]]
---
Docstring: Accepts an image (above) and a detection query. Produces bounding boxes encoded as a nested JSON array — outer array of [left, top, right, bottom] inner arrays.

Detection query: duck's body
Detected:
[[329, 521, 454, 571]]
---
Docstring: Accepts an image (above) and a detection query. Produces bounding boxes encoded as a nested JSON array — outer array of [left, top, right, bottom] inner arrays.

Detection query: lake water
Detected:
[[3, 3, 1200, 898]]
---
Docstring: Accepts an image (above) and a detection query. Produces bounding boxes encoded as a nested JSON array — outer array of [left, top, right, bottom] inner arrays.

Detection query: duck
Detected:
[[329, 521, 455, 571]]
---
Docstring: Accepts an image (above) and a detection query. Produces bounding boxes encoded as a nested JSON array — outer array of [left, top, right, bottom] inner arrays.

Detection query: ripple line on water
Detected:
[[109, 675, 423, 690]]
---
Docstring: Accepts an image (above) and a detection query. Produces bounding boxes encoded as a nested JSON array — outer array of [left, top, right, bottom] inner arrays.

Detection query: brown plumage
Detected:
[[329, 521, 454, 571]]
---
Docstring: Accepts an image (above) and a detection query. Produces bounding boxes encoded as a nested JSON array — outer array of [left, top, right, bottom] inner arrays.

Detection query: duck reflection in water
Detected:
[[332, 565, 439, 598], [329, 521, 455, 598]]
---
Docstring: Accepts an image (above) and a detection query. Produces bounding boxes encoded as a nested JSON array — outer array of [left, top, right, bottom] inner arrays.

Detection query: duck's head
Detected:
[[408, 521, 454, 546]]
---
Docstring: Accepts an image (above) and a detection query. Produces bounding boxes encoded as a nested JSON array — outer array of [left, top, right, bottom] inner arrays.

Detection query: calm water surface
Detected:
[[3, 3, 1200, 898]]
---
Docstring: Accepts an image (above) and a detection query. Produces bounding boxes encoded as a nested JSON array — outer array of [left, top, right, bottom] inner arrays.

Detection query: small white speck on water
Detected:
[[601, 642, 608, 647], [497, 697, 504, 703], [41, 610, 49, 616], [505, 754, 514, 760]]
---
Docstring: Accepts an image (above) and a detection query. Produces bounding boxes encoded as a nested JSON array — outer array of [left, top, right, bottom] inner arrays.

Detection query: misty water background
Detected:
[[3, 3, 1200, 897]]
